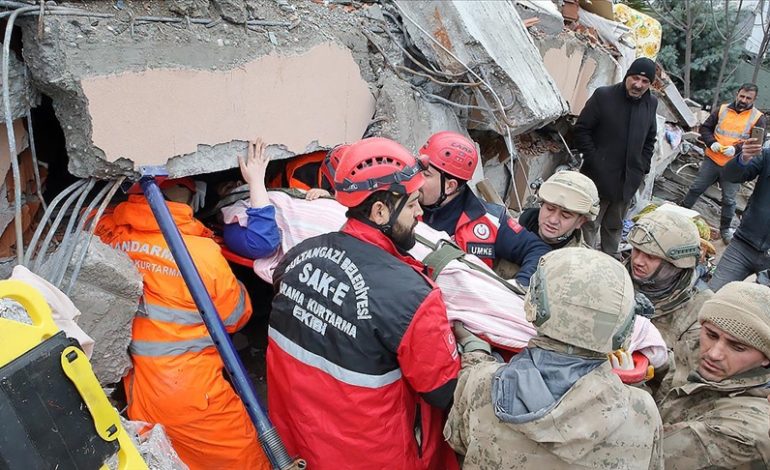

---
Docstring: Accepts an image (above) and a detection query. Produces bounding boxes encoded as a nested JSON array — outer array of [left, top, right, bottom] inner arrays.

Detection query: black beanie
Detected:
[[625, 58, 656, 80]]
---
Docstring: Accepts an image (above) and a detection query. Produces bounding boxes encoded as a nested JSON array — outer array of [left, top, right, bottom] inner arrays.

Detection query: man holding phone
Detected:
[[709, 133, 770, 291], [682, 83, 766, 244]]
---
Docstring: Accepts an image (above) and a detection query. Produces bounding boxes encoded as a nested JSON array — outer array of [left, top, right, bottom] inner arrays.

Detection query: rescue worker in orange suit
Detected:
[[268, 137, 461, 469], [418, 131, 550, 289], [267, 149, 332, 197], [96, 170, 269, 469], [682, 83, 767, 244]]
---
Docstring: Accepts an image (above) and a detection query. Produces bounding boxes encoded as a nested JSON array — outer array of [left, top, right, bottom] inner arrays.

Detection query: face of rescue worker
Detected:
[[698, 322, 770, 382], [630, 247, 662, 280], [734, 88, 757, 112], [390, 192, 423, 250], [419, 165, 458, 207], [625, 74, 651, 99], [537, 203, 586, 243]]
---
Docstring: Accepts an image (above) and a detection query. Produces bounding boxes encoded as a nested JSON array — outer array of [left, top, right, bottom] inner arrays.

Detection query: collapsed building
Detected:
[[0, 0, 699, 382]]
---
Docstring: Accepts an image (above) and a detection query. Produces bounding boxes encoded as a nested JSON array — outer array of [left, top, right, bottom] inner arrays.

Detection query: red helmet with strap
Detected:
[[334, 137, 425, 208], [420, 131, 478, 181]]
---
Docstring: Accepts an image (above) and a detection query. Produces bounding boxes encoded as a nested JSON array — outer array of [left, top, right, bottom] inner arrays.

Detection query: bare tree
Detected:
[[752, 0, 770, 83], [710, 0, 754, 107], [644, 0, 709, 98]]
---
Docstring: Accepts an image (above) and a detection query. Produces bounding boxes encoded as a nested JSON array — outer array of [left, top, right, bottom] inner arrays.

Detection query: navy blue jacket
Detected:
[[724, 150, 770, 252]]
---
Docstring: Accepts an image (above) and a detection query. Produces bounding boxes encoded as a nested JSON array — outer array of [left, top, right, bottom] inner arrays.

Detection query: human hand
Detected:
[[608, 349, 634, 370], [191, 180, 207, 212], [452, 322, 491, 354], [306, 188, 331, 201], [710, 142, 721, 153], [239, 137, 269, 185], [722, 145, 736, 157], [742, 138, 763, 163]]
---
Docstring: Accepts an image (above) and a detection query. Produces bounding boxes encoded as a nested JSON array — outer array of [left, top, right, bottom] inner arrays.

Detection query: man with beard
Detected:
[[682, 84, 765, 244], [658, 281, 770, 469], [418, 131, 549, 289], [444, 248, 663, 469], [626, 210, 711, 393], [574, 57, 658, 256], [518, 171, 599, 249], [267, 137, 461, 470]]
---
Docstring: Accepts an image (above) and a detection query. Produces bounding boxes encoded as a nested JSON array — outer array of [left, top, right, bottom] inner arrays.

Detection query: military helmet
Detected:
[[627, 210, 701, 269], [524, 247, 637, 353], [538, 171, 600, 220]]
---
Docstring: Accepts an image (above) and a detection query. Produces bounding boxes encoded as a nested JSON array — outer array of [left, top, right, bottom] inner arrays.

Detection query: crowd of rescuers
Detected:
[[99, 126, 770, 469]]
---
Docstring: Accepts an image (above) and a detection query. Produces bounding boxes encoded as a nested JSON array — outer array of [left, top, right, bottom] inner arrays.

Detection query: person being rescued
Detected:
[[266, 146, 348, 200], [95, 173, 269, 469]]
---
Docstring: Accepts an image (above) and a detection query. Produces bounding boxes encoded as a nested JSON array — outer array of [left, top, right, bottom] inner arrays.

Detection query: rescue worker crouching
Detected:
[[658, 281, 770, 469], [626, 210, 712, 395], [444, 247, 664, 470], [418, 131, 550, 289], [267, 137, 461, 469], [96, 178, 268, 470], [518, 170, 599, 249]]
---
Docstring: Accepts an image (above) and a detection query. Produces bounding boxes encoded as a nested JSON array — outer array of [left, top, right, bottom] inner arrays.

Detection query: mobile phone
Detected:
[[751, 126, 766, 143]]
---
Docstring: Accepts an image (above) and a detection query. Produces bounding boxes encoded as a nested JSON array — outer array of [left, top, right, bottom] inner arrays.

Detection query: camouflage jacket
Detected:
[[649, 286, 712, 398], [659, 368, 770, 469], [444, 351, 664, 469]]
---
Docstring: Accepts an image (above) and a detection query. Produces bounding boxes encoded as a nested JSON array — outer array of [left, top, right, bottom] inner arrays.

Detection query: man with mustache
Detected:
[[574, 57, 659, 257], [682, 84, 765, 244], [658, 281, 770, 468], [267, 137, 460, 469], [626, 210, 711, 394]]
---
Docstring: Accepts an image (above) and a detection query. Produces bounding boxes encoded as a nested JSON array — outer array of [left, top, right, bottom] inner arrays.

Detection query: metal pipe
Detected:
[[2, 5, 37, 264], [140, 177, 299, 470], [24, 178, 88, 266]]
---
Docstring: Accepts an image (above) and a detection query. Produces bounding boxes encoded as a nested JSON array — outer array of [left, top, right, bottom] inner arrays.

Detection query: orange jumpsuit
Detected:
[[97, 195, 268, 470]]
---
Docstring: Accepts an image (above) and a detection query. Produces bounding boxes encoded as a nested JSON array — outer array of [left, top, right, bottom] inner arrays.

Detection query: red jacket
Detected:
[[268, 218, 460, 469]]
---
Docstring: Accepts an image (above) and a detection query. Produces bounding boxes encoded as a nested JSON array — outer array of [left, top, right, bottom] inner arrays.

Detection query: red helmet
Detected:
[[320, 144, 349, 189], [334, 137, 425, 208], [420, 131, 478, 181]]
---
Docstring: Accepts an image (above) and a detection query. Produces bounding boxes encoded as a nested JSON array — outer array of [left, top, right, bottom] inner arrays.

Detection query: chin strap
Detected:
[[422, 172, 449, 210]]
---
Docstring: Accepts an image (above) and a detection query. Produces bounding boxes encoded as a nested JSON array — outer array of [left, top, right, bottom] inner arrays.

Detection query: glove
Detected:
[[608, 349, 634, 370], [710, 142, 721, 152], [634, 292, 655, 318], [722, 145, 736, 157], [453, 322, 491, 355], [191, 180, 207, 213]]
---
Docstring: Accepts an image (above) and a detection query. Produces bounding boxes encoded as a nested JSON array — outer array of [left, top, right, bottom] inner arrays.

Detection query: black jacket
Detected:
[[574, 83, 658, 203], [724, 150, 770, 252]]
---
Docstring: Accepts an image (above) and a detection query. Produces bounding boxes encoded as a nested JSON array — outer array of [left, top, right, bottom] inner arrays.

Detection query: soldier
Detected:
[[659, 281, 770, 468], [626, 210, 711, 391], [518, 171, 599, 249], [444, 247, 663, 470]]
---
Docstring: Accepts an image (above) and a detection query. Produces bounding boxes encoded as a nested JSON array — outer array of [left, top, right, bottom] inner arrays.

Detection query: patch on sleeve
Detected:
[[507, 217, 524, 234]]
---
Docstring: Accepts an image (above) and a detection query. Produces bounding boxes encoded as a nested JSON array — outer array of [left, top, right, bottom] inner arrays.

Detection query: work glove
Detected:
[[191, 180, 207, 213], [608, 349, 634, 370], [453, 322, 491, 355], [710, 142, 721, 153], [722, 145, 736, 157]]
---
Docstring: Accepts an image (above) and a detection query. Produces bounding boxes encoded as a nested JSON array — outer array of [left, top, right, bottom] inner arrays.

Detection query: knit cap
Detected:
[[698, 281, 770, 359], [625, 57, 656, 80]]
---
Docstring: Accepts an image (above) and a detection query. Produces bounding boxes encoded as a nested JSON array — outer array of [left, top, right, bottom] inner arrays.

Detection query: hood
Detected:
[[492, 348, 605, 424], [112, 195, 211, 237]]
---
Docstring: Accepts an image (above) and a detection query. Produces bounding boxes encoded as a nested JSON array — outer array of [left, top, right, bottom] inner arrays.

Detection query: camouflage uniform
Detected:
[[658, 281, 770, 469], [445, 248, 664, 469], [627, 210, 710, 394]]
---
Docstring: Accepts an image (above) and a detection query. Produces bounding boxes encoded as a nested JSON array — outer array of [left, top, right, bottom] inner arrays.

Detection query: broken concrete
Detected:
[[635, 115, 680, 212], [395, 0, 568, 135], [654, 81, 697, 128], [513, 0, 565, 36], [54, 237, 142, 384], [0, 51, 37, 123], [537, 32, 621, 115]]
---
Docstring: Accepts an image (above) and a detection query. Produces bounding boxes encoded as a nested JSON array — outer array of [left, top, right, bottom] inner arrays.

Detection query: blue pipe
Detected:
[[140, 177, 296, 469]]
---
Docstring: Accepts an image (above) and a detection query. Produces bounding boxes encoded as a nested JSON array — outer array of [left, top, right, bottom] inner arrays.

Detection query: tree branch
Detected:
[[645, 0, 686, 31]]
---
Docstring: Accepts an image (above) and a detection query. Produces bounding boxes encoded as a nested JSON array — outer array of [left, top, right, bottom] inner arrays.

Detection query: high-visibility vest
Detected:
[[705, 104, 762, 166]]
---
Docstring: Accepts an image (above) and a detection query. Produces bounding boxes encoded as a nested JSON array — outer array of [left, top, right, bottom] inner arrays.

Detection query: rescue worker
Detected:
[[267, 150, 330, 192], [96, 178, 267, 469], [626, 210, 711, 393], [658, 281, 770, 468], [267, 137, 461, 469], [682, 83, 766, 243], [418, 131, 550, 288], [444, 247, 664, 470], [518, 170, 599, 249]]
